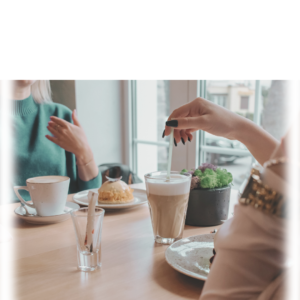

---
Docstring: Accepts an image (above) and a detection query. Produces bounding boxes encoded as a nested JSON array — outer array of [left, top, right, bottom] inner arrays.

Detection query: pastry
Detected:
[[98, 178, 134, 204]]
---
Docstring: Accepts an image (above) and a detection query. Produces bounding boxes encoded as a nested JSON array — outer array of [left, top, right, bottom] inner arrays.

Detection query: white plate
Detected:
[[73, 188, 148, 210], [165, 233, 215, 281], [14, 202, 80, 225]]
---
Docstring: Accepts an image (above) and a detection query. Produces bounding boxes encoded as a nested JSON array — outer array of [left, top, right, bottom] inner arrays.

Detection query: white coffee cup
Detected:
[[14, 176, 70, 217]]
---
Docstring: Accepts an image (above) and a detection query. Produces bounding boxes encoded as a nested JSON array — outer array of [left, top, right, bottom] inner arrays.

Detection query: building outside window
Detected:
[[200, 80, 289, 190], [240, 96, 249, 109]]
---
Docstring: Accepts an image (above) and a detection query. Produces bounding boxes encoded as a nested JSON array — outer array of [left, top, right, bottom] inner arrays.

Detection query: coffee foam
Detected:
[[27, 176, 69, 184], [146, 175, 190, 196]]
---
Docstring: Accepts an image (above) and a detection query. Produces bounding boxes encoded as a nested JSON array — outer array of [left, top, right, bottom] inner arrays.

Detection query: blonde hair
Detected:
[[31, 80, 52, 103]]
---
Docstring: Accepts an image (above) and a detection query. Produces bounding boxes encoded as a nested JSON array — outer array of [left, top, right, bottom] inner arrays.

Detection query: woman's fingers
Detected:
[[49, 116, 69, 128], [164, 104, 191, 136], [166, 116, 206, 130], [164, 116, 204, 142], [173, 129, 181, 146], [180, 130, 188, 144], [47, 126, 61, 139], [72, 109, 81, 127], [45, 135, 62, 147], [48, 121, 61, 130], [186, 131, 193, 142]]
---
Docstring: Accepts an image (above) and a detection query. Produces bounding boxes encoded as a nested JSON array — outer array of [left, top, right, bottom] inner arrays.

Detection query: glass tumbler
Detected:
[[144, 171, 191, 244], [70, 207, 105, 271]]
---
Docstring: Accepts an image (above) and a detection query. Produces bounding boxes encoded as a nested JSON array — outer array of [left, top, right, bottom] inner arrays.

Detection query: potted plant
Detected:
[[181, 163, 233, 226]]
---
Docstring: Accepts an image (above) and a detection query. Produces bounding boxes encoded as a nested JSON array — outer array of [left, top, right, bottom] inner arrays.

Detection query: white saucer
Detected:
[[73, 188, 148, 210], [14, 202, 80, 225], [165, 233, 215, 281]]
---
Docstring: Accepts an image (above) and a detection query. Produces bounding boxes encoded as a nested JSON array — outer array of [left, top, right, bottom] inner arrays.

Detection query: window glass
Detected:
[[135, 80, 170, 181], [206, 80, 256, 121], [203, 80, 289, 190], [260, 80, 290, 140], [137, 144, 168, 181], [205, 80, 256, 190], [205, 80, 254, 154], [136, 80, 170, 142]]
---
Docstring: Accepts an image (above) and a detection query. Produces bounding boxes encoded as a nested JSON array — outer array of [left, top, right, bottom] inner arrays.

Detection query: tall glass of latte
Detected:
[[144, 171, 191, 244]]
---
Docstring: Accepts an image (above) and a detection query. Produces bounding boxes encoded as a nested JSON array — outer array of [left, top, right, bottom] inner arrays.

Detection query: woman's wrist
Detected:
[[233, 116, 257, 143], [77, 160, 99, 181], [75, 147, 99, 181], [234, 117, 279, 165], [75, 147, 94, 165]]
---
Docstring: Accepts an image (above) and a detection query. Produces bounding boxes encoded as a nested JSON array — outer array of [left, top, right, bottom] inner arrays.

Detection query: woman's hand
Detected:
[[164, 97, 246, 144], [46, 110, 93, 165], [164, 97, 279, 165]]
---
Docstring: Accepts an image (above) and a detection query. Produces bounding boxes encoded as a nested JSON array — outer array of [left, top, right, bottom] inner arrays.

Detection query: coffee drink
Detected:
[[27, 176, 67, 184], [145, 172, 191, 244]]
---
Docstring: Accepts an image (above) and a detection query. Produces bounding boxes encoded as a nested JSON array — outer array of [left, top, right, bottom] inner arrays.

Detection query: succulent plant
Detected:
[[181, 163, 233, 190], [198, 163, 217, 172]]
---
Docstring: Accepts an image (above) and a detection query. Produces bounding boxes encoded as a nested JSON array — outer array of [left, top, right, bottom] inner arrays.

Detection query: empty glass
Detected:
[[70, 207, 105, 271]]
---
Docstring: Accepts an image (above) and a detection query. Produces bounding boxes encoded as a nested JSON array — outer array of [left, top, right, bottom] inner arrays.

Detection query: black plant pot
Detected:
[[185, 185, 231, 226]]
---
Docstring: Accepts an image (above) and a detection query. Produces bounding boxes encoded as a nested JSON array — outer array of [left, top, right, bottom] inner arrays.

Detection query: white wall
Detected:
[[75, 80, 123, 166]]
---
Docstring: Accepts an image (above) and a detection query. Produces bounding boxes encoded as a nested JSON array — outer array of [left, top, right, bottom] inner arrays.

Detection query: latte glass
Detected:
[[144, 171, 191, 244]]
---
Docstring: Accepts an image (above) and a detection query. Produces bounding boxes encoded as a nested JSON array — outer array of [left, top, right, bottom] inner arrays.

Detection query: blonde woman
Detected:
[[12, 80, 101, 202]]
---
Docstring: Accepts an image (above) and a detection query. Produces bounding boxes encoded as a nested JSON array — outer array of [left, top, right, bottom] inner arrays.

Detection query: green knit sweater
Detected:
[[11, 95, 101, 202]]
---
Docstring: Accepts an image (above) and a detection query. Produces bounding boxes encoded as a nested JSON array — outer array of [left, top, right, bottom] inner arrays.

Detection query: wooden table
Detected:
[[2, 184, 238, 300]]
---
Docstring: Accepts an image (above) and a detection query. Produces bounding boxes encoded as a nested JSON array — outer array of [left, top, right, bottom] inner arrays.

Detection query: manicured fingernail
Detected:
[[174, 138, 177, 147], [188, 137, 191, 142], [181, 138, 185, 145], [166, 120, 178, 127], [162, 130, 165, 138]]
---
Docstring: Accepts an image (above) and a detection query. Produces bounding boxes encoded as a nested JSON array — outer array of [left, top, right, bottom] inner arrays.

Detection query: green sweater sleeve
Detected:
[[12, 95, 102, 202], [77, 171, 102, 191]]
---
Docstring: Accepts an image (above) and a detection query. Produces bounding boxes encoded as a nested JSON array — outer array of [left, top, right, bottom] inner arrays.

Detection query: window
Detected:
[[199, 80, 289, 190], [199, 80, 259, 190], [207, 94, 227, 107], [129, 80, 289, 188], [131, 80, 170, 181], [240, 96, 249, 109]]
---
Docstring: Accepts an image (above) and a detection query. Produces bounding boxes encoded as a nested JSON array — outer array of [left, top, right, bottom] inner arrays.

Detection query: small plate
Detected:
[[73, 189, 148, 210], [14, 202, 80, 225], [165, 234, 215, 281]]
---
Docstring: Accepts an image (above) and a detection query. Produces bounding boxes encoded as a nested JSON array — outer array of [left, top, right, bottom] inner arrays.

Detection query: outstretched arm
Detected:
[[164, 97, 279, 165]]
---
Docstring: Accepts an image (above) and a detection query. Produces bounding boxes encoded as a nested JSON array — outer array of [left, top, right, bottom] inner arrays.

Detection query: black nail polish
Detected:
[[166, 120, 178, 127], [174, 138, 177, 147], [162, 130, 165, 138], [188, 137, 191, 142], [181, 138, 185, 145]]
